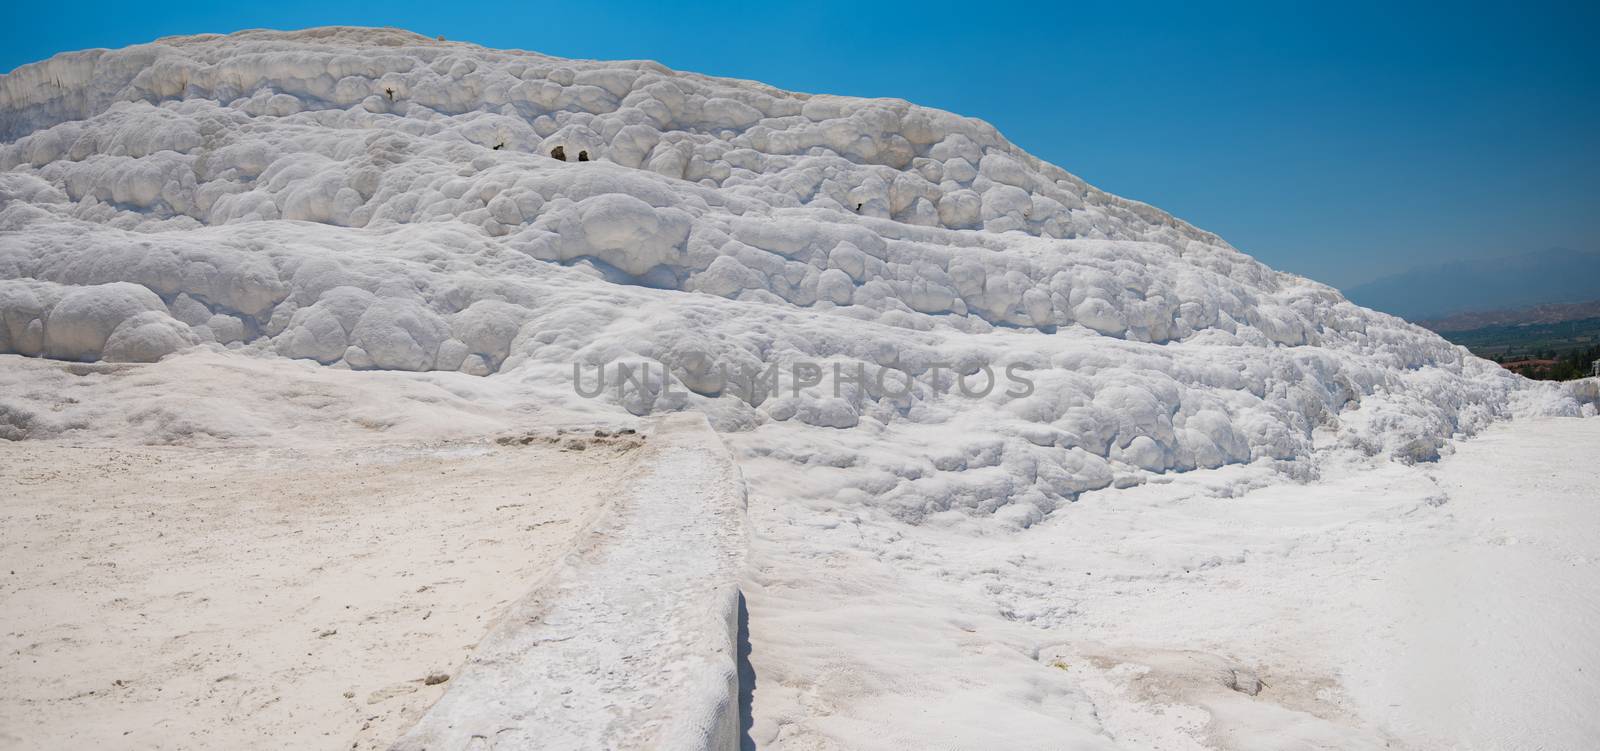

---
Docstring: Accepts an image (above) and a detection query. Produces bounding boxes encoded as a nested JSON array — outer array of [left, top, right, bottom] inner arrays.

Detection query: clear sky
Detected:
[[3, 0, 1597, 289]]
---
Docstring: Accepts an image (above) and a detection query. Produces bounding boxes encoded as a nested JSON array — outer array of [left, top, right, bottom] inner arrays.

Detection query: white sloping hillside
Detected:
[[2, 27, 1596, 749]]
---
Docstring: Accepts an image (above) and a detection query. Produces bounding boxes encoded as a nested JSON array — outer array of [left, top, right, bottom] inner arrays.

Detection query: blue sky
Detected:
[[3, 0, 1596, 289]]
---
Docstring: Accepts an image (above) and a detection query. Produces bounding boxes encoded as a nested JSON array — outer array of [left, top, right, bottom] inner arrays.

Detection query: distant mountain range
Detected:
[[1343, 248, 1600, 321], [1417, 300, 1600, 333]]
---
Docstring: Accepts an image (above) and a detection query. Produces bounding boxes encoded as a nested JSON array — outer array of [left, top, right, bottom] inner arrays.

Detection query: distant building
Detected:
[[1592, 358, 1600, 378]]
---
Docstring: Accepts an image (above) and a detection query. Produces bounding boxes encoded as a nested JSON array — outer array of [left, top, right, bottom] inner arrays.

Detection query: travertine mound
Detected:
[[1, 28, 1592, 522]]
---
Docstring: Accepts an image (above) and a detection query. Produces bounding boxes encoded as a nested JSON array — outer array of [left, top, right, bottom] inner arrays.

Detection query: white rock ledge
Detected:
[[392, 412, 748, 751]]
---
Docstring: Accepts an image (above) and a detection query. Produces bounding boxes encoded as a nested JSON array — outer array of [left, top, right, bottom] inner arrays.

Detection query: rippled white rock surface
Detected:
[[2, 27, 1596, 749]]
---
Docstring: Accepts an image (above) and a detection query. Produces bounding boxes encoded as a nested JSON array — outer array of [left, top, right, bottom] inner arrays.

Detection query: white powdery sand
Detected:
[[0, 416, 640, 750], [740, 416, 1600, 749]]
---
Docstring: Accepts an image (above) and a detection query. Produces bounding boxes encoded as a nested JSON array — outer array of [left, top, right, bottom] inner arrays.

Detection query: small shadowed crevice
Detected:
[[738, 591, 757, 750]]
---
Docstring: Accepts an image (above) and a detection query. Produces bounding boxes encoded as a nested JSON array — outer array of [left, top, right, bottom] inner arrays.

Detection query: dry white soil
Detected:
[[0, 358, 643, 750]]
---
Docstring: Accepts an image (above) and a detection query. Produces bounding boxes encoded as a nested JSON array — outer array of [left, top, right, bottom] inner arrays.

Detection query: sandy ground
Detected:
[[1, 349, 1593, 749], [1040, 416, 1600, 749], [0, 434, 642, 750], [1342, 416, 1600, 748], [396, 414, 747, 750], [740, 416, 1600, 749]]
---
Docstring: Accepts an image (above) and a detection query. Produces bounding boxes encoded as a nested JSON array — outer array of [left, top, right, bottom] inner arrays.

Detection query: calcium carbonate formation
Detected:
[[1, 27, 1593, 522]]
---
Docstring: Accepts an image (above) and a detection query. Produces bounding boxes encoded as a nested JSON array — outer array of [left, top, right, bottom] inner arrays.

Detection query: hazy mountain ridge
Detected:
[[1418, 299, 1600, 333], [1344, 247, 1600, 321]]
